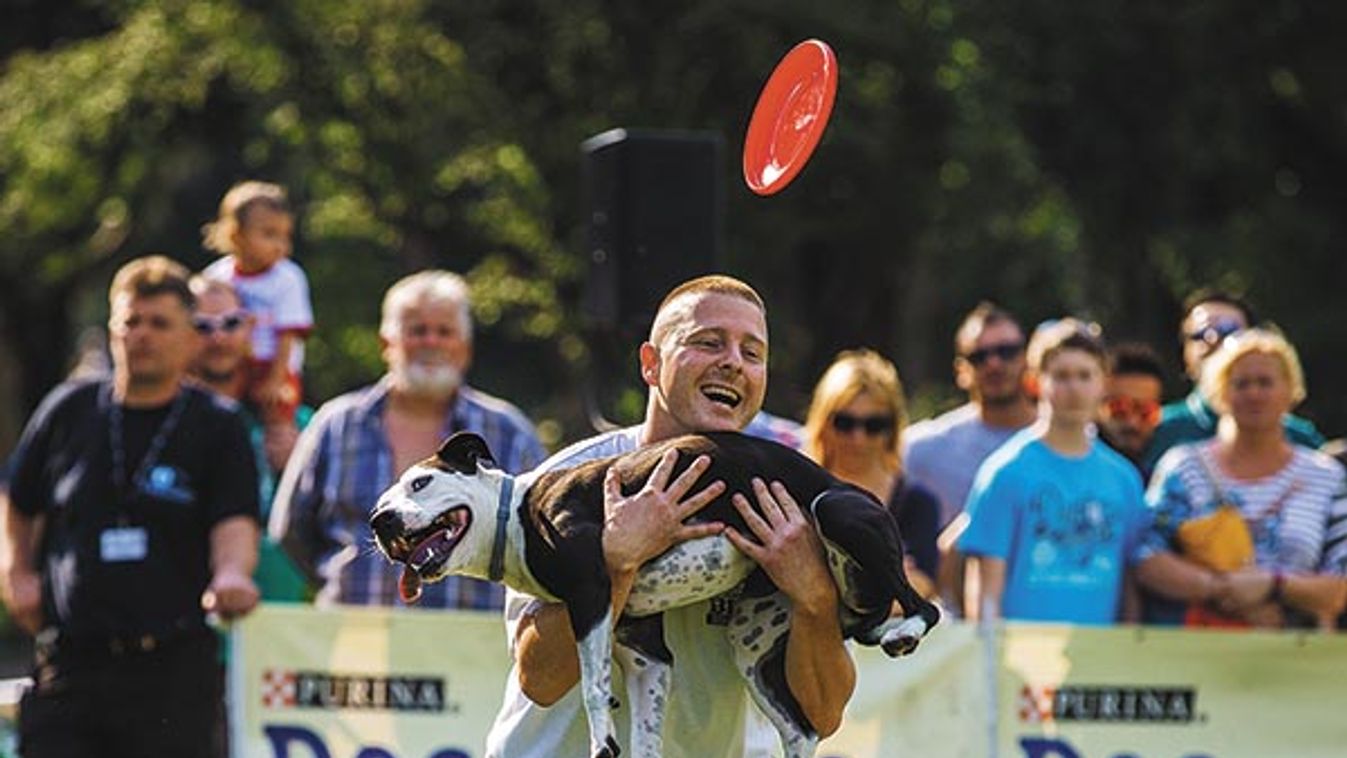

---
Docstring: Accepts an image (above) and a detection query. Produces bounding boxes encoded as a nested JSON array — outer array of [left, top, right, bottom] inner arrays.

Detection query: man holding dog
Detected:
[[487, 275, 854, 757]]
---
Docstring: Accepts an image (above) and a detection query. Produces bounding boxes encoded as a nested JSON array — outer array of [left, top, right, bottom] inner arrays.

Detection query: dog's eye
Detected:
[[410, 475, 433, 493]]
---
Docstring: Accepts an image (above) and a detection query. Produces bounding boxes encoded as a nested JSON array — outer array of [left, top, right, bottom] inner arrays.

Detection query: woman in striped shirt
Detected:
[[1135, 328, 1347, 629]]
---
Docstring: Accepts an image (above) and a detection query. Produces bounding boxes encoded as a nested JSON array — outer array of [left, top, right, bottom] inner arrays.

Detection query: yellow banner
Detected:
[[230, 604, 511, 758], [819, 621, 986, 758], [999, 623, 1347, 758], [231, 606, 1347, 758]]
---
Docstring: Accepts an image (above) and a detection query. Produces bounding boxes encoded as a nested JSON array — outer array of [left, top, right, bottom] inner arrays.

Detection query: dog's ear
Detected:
[[436, 432, 497, 475]]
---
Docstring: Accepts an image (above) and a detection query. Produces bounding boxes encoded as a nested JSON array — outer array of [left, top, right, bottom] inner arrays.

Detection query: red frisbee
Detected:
[[743, 39, 839, 196]]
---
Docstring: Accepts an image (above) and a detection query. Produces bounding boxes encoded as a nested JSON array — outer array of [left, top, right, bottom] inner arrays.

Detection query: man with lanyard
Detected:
[[270, 270, 546, 609], [486, 275, 853, 758], [0, 255, 260, 757]]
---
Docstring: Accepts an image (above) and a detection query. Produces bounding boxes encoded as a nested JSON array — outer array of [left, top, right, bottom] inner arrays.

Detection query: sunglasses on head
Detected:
[[1104, 396, 1160, 423], [831, 412, 895, 436], [192, 311, 248, 335], [965, 341, 1025, 367], [1186, 318, 1243, 346]]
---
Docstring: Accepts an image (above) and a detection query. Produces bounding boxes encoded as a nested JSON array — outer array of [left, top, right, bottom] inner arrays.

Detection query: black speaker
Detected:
[[581, 129, 724, 333]]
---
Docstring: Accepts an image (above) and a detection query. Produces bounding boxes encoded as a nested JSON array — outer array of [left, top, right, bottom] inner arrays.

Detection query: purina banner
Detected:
[[231, 606, 1347, 758], [998, 623, 1347, 758], [231, 605, 511, 758]]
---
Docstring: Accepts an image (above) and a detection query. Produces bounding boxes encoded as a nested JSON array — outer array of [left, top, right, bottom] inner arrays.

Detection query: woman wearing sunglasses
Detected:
[[1135, 329, 1347, 629], [802, 349, 939, 598]]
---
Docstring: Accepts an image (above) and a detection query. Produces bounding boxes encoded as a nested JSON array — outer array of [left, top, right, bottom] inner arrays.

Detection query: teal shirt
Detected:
[[243, 403, 315, 603], [1140, 390, 1325, 475]]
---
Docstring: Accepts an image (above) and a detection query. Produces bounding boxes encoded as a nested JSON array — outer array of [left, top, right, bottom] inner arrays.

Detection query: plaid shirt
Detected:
[[270, 376, 546, 610]]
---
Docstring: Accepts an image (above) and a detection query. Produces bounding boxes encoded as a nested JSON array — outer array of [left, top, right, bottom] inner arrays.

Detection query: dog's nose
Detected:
[[370, 508, 407, 558]]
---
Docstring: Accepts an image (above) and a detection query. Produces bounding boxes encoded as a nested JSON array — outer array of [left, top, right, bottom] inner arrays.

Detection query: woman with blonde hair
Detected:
[[804, 349, 939, 593], [1136, 328, 1347, 628]]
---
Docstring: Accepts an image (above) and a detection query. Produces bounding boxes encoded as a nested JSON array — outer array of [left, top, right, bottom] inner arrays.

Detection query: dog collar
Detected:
[[487, 473, 515, 583]]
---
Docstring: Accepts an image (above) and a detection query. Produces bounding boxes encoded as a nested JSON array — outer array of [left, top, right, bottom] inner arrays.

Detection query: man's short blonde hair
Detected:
[[109, 255, 195, 311], [648, 275, 766, 349], [188, 275, 241, 307], [1200, 327, 1306, 414]]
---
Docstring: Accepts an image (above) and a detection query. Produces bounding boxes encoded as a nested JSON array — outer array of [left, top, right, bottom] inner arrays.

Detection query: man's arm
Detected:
[[514, 452, 725, 705], [269, 413, 332, 588], [964, 555, 1006, 622], [204, 514, 261, 620], [0, 494, 43, 635], [725, 479, 854, 738]]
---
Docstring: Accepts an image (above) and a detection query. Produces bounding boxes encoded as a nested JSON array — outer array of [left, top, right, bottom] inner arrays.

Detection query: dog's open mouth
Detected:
[[394, 506, 472, 604]]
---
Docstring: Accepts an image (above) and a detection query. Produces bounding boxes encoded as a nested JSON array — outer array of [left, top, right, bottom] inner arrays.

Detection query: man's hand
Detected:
[[724, 478, 837, 613], [263, 421, 300, 472], [203, 567, 260, 620], [725, 478, 853, 736], [601, 450, 726, 577], [1, 566, 42, 635]]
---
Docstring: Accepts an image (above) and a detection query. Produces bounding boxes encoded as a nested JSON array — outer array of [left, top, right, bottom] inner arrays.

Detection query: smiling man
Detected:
[[487, 275, 853, 758]]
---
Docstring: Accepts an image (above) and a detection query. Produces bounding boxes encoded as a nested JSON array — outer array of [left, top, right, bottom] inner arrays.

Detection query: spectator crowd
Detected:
[[1, 179, 1345, 756]]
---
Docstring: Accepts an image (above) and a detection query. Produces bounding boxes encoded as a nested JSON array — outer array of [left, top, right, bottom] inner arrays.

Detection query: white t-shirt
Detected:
[[203, 257, 313, 373], [485, 427, 763, 758]]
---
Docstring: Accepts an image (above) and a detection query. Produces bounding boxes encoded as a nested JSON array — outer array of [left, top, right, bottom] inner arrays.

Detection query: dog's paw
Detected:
[[879, 616, 929, 658], [881, 633, 920, 658], [594, 734, 621, 758]]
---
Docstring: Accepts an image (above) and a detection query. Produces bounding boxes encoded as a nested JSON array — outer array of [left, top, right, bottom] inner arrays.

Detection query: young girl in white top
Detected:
[[201, 181, 313, 425]]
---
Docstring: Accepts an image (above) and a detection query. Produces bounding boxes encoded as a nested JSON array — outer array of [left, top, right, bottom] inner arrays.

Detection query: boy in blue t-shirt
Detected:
[[959, 319, 1149, 624]]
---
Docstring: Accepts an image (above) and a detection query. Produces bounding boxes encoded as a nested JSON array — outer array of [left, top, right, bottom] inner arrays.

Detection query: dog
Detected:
[[370, 431, 940, 758]]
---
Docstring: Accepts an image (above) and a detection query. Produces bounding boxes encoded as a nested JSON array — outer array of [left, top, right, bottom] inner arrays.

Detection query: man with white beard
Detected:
[[270, 271, 546, 609]]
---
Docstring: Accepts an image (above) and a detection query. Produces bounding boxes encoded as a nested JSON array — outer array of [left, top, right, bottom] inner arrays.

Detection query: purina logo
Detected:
[[261, 669, 449, 712], [1018, 685, 1198, 724]]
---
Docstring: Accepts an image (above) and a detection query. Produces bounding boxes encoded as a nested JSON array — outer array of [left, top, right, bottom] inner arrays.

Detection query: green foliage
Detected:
[[2, 0, 1345, 451]]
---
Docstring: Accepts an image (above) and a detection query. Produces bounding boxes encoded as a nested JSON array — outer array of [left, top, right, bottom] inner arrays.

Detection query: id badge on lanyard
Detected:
[[100, 526, 148, 562], [103, 384, 188, 565]]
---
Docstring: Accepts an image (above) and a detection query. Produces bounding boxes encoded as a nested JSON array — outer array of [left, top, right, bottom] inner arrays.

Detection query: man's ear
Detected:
[[379, 333, 393, 365], [436, 432, 496, 474], [638, 342, 660, 388], [954, 357, 974, 393]]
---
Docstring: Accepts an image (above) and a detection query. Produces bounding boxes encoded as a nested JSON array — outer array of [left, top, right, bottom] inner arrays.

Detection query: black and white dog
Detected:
[[370, 431, 940, 758]]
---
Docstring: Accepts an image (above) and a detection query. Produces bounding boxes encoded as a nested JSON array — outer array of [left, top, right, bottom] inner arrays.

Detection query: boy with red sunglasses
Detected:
[[1097, 342, 1166, 479]]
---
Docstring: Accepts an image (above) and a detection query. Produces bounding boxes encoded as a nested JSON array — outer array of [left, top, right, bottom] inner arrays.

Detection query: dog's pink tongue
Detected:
[[399, 567, 423, 604]]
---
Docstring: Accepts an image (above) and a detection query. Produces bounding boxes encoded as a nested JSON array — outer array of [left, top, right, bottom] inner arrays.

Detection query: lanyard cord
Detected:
[[107, 385, 190, 502]]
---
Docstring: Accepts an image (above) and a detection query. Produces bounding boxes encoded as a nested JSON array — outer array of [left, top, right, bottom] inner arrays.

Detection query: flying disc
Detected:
[[743, 39, 838, 196]]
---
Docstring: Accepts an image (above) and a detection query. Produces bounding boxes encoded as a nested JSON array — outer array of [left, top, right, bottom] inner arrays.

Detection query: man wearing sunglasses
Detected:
[[189, 276, 311, 601], [1097, 343, 1166, 479], [1141, 290, 1323, 474], [903, 302, 1039, 618], [904, 302, 1039, 530]]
